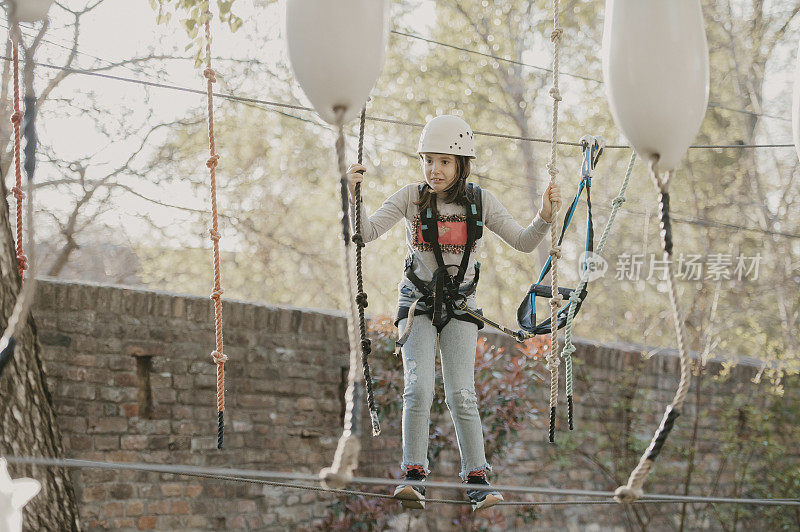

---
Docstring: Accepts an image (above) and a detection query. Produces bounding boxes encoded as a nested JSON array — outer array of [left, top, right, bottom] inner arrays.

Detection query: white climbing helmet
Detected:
[[417, 115, 476, 158]]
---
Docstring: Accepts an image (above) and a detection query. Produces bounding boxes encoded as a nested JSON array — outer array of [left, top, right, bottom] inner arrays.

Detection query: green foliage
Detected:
[[147, 0, 245, 64], [571, 361, 800, 531], [711, 389, 800, 531]]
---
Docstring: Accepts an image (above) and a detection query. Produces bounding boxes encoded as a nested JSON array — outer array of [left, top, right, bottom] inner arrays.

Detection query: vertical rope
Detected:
[[202, 13, 227, 450], [615, 163, 692, 503], [546, 0, 564, 444], [9, 30, 26, 282], [0, 25, 39, 380], [352, 106, 381, 436], [562, 151, 636, 430], [320, 107, 364, 488]]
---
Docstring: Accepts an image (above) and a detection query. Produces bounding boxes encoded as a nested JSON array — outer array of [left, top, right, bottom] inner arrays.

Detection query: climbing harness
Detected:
[[0, 21, 39, 380], [201, 13, 228, 450], [614, 158, 692, 504], [351, 105, 380, 436], [517, 136, 602, 338], [561, 150, 636, 431], [394, 182, 484, 355]]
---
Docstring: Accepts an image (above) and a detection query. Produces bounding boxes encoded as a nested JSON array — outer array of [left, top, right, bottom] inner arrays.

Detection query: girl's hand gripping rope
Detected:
[[347, 163, 367, 203], [538, 181, 562, 224]]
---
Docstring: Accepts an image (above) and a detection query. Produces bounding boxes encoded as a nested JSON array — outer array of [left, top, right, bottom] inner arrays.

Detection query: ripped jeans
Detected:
[[397, 315, 490, 479]]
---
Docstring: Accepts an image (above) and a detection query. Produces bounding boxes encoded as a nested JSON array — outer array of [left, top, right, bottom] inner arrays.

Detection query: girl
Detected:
[[347, 115, 561, 511]]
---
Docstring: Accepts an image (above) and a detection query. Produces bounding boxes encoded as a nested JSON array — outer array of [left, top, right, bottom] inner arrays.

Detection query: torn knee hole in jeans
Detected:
[[405, 358, 418, 384], [459, 388, 477, 409]]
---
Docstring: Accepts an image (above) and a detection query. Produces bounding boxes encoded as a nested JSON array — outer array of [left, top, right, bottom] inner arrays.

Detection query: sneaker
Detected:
[[465, 470, 503, 511], [393, 466, 426, 509]]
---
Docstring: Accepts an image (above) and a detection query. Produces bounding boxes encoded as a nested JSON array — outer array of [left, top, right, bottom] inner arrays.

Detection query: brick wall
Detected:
[[32, 279, 799, 531]]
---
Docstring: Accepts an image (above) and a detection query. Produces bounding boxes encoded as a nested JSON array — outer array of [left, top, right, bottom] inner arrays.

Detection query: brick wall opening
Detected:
[[135, 355, 153, 420]]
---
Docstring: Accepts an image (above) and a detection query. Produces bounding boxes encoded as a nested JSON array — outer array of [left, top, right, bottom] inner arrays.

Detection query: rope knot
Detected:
[[209, 228, 221, 241], [562, 344, 576, 357], [549, 87, 562, 102], [568, 290, 582, 305], [351, 234, 364, 248], [203, 68, 217, 83], [355, 292, 368, 308], [210, 350, 228, 364], [361, 338, 372, 354], [210, 288, 224, 301], [206, 154, 220, 169], [612, 196, 626, 208], [10, 111, 22, 125], [549, 246, 562, 259], [550, 28, 564, 42], [549, 296, 563, 309], [11, 186, 25, 200], [16, 253, 27, 270], [614, 486, 643, 504], [546, 163, 559, 177]]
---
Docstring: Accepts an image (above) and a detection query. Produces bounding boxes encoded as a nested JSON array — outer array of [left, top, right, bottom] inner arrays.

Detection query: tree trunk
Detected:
[[0, 74, 82, 532]]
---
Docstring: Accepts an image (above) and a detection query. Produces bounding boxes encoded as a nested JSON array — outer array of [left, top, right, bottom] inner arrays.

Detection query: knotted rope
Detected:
[[0, 19, 40, 381], [614, 159, 691, 503], [352, 106, 381, 436], [545, 0, 564, 444], [320, 106, 365, 488], [562, 151, 635, 430], [202, 13, 227, 450], [10, 31, 26, 281]]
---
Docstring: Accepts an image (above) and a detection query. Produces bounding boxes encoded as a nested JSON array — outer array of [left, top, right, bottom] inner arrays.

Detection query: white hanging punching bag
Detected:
[[602, 0, 709, 174], [285, 0, 390, 125], [793, 39, 800, 163]]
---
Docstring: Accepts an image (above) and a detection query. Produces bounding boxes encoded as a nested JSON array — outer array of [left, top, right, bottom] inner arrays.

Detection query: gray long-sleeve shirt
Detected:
[[354, 183, 550, 312]]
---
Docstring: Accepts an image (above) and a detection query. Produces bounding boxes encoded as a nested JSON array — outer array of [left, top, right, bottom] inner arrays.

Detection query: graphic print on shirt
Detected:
[[412, 214, 475, 254]]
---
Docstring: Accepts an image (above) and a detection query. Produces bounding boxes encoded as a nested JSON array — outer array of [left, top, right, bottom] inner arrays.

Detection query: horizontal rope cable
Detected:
[[5, 456, 798, 507], [469, 169, 800, 240], [1, 23, 784, 125], [145, 473, 681, 507], [0, 57, 793, 150], [391, 29, 598, 83], [3, 60, 796, 244], [391, 30, 790, 123]]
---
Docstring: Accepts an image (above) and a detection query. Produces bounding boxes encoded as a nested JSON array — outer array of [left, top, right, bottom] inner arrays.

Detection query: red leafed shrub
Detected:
[[315, 493, 398, 531], [474, 335, 548, 461]]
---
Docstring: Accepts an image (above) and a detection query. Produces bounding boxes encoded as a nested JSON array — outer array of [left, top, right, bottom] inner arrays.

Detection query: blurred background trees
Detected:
[[1, 0, 798, 371]]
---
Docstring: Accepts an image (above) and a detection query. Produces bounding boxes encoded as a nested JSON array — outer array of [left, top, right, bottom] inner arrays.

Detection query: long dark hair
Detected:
[[413, 154, 472, 212]]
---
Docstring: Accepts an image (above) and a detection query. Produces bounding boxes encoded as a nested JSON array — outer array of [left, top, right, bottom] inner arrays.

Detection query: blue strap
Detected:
[[518, 136, 601, 334]]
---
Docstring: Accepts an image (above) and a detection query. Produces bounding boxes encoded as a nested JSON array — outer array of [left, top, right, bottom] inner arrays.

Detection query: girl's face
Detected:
[[421, 153, 458, 193]]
